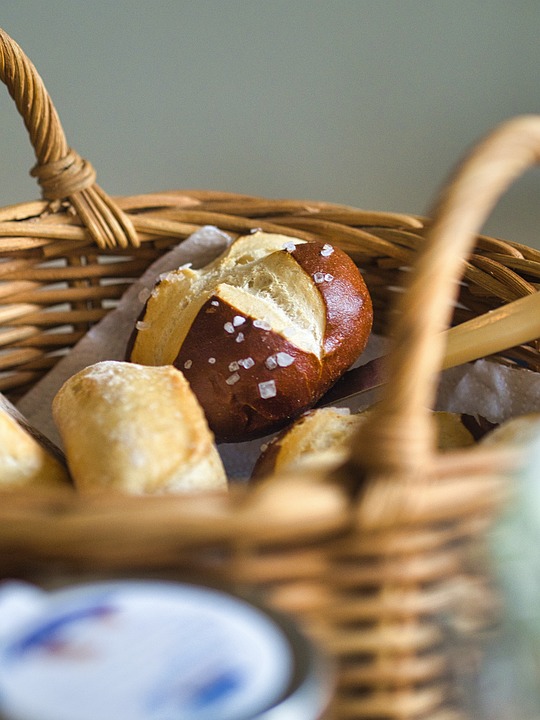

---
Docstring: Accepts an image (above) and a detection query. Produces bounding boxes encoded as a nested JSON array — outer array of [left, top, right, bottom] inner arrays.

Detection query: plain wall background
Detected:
[[1, 2, 539, 247]]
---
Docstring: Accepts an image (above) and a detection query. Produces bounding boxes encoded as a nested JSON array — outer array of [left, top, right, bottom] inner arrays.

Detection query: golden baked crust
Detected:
[[0, 403, 69, 488], [52, 361, 227, 494]]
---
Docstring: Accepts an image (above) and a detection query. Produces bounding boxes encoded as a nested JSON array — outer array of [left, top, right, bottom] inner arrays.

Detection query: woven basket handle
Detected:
[[351, 115, 540, 480], [0, 28, 138, 249]]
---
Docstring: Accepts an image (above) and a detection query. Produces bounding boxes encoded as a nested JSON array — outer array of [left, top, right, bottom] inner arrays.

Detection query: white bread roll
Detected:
[[252, 407, 475, 479], [129, 232, 373, 442], [0, 397, 69, 488], [52, 361, 227, 494]]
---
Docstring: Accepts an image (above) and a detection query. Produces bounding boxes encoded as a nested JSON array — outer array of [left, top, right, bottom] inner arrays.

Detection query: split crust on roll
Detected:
[[130, 232, 373, 442]]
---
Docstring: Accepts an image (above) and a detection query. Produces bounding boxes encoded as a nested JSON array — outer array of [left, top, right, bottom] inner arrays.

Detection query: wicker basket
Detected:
[[1, 27, 539, 720]]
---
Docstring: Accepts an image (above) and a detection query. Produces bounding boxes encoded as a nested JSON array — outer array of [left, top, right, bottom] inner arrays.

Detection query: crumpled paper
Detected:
[[437, 360, 540, 423], [16, 227, 540, 480]]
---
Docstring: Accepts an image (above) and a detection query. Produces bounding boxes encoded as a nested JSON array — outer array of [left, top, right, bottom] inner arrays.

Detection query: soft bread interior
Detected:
[[52, 361, 227, 494], [131, 232, 325, 364], [270, 407, 368, 474]]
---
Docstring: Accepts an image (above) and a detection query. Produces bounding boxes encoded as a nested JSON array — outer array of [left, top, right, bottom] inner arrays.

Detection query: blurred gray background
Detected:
[[1, 2, 539, 246]]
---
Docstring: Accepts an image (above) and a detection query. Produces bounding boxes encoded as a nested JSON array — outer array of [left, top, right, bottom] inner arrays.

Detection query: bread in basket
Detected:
[[1, 27, 539, 720]]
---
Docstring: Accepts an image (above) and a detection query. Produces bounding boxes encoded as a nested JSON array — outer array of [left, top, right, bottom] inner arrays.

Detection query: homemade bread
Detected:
[[52, 361, 227, 494], [129, 232, 373, 441]]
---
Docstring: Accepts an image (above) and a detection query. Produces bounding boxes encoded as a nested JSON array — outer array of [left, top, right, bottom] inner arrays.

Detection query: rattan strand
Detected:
[[0, 28, 138, 249]]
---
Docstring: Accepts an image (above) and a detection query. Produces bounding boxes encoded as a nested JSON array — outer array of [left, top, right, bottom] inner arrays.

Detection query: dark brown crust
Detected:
[[176, 298, 322, 442], [125, 303, 147, 361], [175, 241, 373, 442], [291, 242, 373, 384]]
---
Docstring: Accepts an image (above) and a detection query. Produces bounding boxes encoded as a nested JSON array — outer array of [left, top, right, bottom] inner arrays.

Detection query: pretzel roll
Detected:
[[129, 232, 373, 441], [52, 361, 227, 494]]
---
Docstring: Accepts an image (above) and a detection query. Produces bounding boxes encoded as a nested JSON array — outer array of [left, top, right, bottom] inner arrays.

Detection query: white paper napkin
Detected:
[[437, 359, 540, 423]]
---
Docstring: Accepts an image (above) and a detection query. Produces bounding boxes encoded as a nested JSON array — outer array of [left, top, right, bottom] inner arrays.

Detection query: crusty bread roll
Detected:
[[252, 407, 476, 479], [252, 407, 370, 479], [129, 231, 373, 442], [52, 361, 227, 494], [0, 396, 69, 488]]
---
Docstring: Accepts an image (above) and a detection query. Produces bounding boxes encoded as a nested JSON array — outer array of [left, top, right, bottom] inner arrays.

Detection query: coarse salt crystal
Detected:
[[183, 359, 193, 369], [208, 357, 216, 364], [282, 241, 296, 252], [324, 273, 334, 282], [135, 321, 150, 331], [258, 380, 277, 399], [239, 357, 255, 369], [320, 243, 334, 257], [224, 322, 235, 334], [253, 319, 271, 331], [233, 316, 246, 326], [276, 352, 294, 367], [211, 300, 219, 306], [313, 272, 325, 283], [229, 361, 239, 372], [177, 262, 192, 270], [236, 332, 245, 343], [266, 352, 294, 369], [226, 373, 240, 385]]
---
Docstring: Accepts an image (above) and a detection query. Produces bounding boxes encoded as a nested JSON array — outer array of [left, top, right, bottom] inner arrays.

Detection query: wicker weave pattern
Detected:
[[0, 27, 539, 720], [1, 191, 539, 403]]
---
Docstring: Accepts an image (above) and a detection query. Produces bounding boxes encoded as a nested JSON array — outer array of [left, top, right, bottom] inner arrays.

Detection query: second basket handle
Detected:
[[350, 115, 540, 480], [0, 28, 138, 249]]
